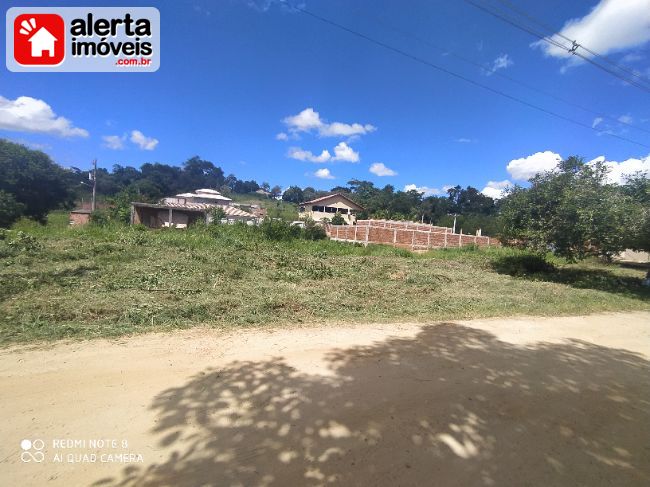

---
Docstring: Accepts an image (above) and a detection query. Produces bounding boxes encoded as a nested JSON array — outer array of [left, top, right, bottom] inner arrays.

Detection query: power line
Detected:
[[494, 0, 650, 86], [281, 2, 650, 149], [465, 0, 650, 94], [352, 6, 650, 136]]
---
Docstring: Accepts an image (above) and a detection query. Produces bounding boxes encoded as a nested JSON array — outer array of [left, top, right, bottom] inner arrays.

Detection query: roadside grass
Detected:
[[1, 212, 648, 345]]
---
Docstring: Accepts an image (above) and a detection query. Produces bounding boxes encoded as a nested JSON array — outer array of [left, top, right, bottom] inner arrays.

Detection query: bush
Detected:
[[260, 218, 301, 241], [330, 213, 346, 225], [491, 254, 556, 276], [90, 209, 110, 226], [302, 219, 326, 241]]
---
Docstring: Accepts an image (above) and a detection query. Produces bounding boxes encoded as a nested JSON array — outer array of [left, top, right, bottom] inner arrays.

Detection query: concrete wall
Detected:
[[69, 212, 91, 226]]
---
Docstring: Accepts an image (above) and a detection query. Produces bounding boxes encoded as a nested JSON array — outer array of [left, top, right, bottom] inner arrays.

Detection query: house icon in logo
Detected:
[[28, 27, 57, 57], [13, 13, 65, 66]]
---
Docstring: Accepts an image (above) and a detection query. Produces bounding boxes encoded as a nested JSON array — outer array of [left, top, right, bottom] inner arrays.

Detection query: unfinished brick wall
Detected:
[[325, 219, 499, 250]]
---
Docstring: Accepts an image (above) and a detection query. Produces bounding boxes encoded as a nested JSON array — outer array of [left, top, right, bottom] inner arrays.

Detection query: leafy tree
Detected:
[[0, 139, 73, 222], [270, 185, 282, 198], [621, 173, 650, 252], [282, 186, 304, 204], [499, 156, 637, 261], [0, 190, 25, 228]]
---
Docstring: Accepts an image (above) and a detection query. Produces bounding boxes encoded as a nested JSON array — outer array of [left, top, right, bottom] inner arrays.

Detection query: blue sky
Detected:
[[2, 0, 649, 197]]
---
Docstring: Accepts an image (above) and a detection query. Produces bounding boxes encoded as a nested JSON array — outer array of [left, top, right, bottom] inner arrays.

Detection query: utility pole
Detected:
[[452, 213, 457, 234], [91, 159, 97, 212]]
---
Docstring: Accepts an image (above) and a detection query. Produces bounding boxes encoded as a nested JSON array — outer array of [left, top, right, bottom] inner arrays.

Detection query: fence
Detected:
[[325, 219, 499, 251]]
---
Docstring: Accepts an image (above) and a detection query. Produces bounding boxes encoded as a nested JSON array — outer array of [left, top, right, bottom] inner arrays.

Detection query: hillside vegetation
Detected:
[[1, 212, 648, 345]]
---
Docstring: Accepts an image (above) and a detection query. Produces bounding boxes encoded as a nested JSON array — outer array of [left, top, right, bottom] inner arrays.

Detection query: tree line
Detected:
[[1, 139, 648, 262]]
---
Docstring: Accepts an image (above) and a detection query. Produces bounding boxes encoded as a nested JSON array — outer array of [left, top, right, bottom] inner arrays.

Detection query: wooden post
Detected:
[[365, 225, 369, 246], [393, 229, 397, 243], [444, 231, 448, 248], [427, 231, 431, 249], [354, 225, 358, 242], [411, 230, 415, 250], [168, 208, 173, 228], [130, 205, 134, 225]]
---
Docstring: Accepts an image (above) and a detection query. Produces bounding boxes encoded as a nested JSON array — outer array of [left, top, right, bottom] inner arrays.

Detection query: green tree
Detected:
[[499, 156, 637, 261], [0, 190, 25, 228], [282, 186, 304, 204], [621, 173, 650, 252], [0, 139, 73, 222]]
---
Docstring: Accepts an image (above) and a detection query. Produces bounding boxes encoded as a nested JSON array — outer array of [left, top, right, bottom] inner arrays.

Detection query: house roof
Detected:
[[132, 202, 255, 218], [300, 192, 365, 210], [175, 191, 232, 201]]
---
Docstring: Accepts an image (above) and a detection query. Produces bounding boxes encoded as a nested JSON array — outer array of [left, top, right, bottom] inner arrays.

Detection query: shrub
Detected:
[[302, 219, 326, 241], [491, 254, 556, 276], [260, 218, 301, 241], [330, 213, 346, 225]]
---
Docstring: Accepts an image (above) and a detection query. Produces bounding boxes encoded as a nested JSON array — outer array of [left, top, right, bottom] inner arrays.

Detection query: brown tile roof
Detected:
[[300, 192, 365, 210], [132, 202, 255, 218]]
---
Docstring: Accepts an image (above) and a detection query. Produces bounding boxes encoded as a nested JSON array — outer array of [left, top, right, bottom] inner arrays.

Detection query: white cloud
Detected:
[[507, 151, 562, 180], [532, 0, 650, 63], [283, 107, 376, 138], [332, 142, 359, 162], [588, 154, 650, 184], [485, 54, 513, 75], [369, 162, 397, 176], [0, 95, 88, 137], [618, 114, 633, 124], [314, 168, 335, 179], [287, 146, 331, 163], [481, 180, 512, 199], [455, 137, 476, 143], [130, 130, 159, 150], [102, 134, 126, 150], [592, 117, 604, 128], [404, 184, 442, 196], [275, 132, 289, 141]]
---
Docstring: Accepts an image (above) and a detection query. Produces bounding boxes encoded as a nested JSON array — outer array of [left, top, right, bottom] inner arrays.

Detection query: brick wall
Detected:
[[325, 219, 499, 250]]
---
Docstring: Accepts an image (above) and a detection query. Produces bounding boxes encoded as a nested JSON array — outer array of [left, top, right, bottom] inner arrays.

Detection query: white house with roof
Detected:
[[29, 27, 57, 57], [299, 193, 364, 225]]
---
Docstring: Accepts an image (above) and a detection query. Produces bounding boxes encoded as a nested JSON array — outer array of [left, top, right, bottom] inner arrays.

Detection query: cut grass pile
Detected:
[[1, 211, 648, 344]]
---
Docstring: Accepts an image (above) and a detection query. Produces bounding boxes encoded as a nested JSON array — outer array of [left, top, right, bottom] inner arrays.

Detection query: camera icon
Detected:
[[20, 439, 45, 463]]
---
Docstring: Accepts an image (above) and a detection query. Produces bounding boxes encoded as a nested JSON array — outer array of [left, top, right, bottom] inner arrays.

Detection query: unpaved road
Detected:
[[1, 312, 649, 486]]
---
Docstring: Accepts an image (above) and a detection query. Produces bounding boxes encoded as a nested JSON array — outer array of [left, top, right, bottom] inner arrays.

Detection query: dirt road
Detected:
[[1, 312, 649, 486]]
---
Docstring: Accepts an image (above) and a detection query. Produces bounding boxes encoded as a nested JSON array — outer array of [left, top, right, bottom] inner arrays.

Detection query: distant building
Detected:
[[299, 193, 364, 225], [69, 209, 91, 226], [255, 189, 272, 197], [131, 188, 254, 228]]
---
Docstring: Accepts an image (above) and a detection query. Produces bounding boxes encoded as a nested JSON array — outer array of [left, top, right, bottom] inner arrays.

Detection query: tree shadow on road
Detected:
[[94, 324, 650, 486]]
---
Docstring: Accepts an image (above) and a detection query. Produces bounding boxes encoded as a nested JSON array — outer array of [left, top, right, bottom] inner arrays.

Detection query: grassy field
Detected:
[[1, 211, 648, 345]]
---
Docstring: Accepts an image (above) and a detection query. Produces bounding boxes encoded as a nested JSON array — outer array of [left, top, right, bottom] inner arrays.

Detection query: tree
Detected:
[[0, 190, 25, 228], [282, 186, 304, 204], [621, 173, 650, 252], [0, 139, 73, 222], [499, 156, 637, 261], [270, 185, 282, 199]]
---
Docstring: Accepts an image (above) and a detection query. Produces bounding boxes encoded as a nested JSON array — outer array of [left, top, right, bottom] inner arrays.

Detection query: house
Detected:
[[131, 188, 254, 228], [299, 193, 364, 225], [29, 27, 57, 57], [131, 202, 255, 228]]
